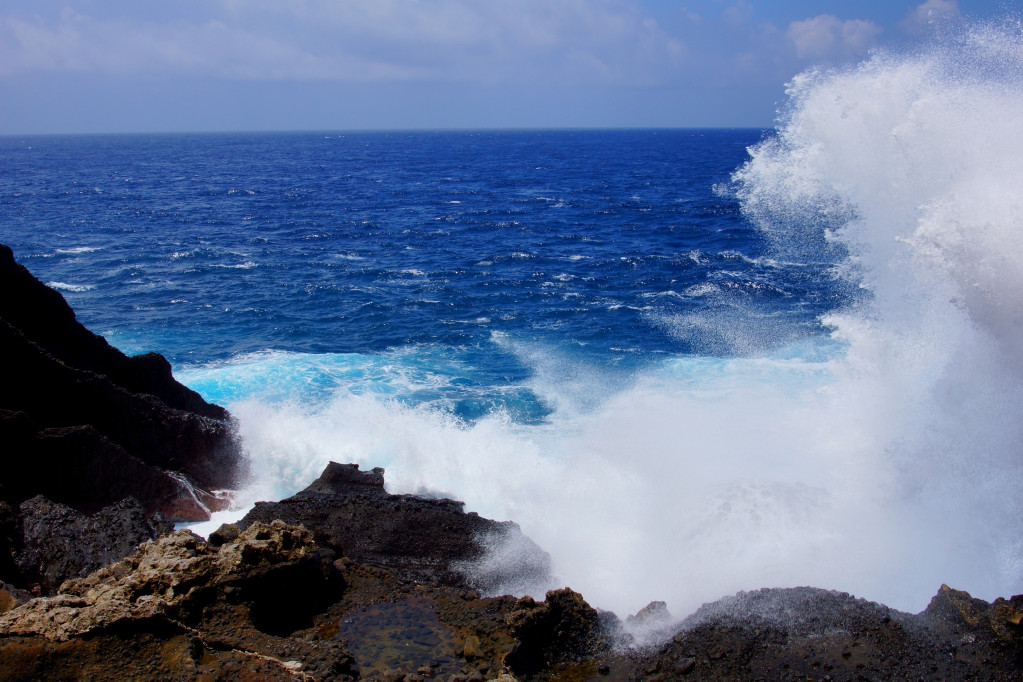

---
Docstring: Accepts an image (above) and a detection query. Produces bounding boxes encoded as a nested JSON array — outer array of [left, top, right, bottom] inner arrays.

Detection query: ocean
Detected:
[[2, 20, 1022, 620]]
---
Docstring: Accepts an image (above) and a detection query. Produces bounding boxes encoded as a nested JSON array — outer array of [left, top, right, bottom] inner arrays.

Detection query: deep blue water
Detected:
[[0, 130, 845, 421]]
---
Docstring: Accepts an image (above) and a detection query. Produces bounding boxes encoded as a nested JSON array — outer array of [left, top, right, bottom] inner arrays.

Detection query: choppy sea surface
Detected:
[[3, 19, 1023, 620]]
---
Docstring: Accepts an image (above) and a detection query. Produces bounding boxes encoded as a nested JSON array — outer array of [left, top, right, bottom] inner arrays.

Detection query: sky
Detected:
[[0, 0, 1016, 134]]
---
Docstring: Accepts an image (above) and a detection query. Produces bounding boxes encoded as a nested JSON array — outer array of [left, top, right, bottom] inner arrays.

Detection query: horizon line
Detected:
[[0, 124, 773, 139]]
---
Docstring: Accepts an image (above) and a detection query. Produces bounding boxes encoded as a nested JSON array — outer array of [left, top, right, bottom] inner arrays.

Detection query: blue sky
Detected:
[[0, 0, 1015, 133]]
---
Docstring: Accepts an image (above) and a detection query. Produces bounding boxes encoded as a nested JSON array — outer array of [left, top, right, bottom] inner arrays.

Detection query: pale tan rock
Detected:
[[0, 520, 315, 641]]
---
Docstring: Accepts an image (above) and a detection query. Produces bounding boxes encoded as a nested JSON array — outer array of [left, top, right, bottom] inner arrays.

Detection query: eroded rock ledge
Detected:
[[1, 462, 1021, 681]]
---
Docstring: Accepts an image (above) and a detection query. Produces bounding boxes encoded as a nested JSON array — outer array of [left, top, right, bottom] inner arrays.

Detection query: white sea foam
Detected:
[[47, 281, 95, 292], [682, 283, 718, 297], [730, 17, 1023, 606], [212, 261, 257, 270], [55, 246, 100, 255], [185, 19, 1023, 622]]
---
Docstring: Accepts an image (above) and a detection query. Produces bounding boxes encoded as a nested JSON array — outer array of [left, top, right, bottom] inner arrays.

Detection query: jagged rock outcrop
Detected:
[[604, 586, 1023, 681], [235, 462, 554, 591], [0, 244, 240, 523], [0, 245, 223, 420], [0, 521, 354, 680], [0, 514, 593, 681], [1, 484, 1021, 680], [0, 521, 339, 640], [504, 588, 612, 677]]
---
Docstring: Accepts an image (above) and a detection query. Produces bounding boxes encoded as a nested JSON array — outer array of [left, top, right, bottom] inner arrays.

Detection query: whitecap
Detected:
[[212, 261, 257, 270], [46, 281, 95, 292], [55, 246, 100, 255]]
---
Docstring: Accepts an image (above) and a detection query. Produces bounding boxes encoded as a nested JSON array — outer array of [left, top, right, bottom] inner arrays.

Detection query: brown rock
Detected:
[[462, 634, 482, 659], [0, 582, 31, 614], [0, 520, 336, 642], [504, 588, 608, 677]]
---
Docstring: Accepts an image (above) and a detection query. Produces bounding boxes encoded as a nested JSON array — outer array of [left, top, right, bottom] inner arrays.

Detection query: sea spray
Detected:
[[172, 19, 1023, 623], [733, 16, 1023, 604]]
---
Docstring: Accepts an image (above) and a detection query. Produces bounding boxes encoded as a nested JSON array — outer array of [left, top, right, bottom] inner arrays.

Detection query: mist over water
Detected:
[[737, 16, 1023, 603], [183, 20, 1023, 622]]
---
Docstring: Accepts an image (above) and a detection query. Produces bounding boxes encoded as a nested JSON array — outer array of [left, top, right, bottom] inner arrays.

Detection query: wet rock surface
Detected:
[[237, 462, 554, 592]]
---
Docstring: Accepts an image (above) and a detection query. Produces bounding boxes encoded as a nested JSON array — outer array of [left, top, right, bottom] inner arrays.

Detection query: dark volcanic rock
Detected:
[[0, 245, 223, 420], [0, 244, 240, 523], [0, 319, 238, 499], [2, 487, 1021, 681], [13, 496, 172, 594], [1, 411, 185, 516], [0, 491, 21, 587], [618, 586, 1023, 682], [237, 462, 554, 591]]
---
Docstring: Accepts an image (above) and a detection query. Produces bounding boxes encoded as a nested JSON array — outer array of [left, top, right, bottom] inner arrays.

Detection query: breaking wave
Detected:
[[181, 19, 1023, 621]]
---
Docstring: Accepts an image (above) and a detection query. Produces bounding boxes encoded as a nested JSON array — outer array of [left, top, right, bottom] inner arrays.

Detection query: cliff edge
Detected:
[[0, 244, 242, 592]]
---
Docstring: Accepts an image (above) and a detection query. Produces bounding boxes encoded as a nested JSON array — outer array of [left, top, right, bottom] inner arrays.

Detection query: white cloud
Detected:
[[900, 0, 960, 35], [786, 14, 882, 61], [0, 1, 684, 85], [0, 11, 422, 81]]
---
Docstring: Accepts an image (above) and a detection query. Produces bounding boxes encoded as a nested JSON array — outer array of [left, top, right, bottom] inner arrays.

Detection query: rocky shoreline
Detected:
[[1, 243, 1021, 680]]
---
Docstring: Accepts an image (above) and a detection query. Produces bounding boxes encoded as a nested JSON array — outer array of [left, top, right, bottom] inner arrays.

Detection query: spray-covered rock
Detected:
[[237, 462, 554, 592]]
